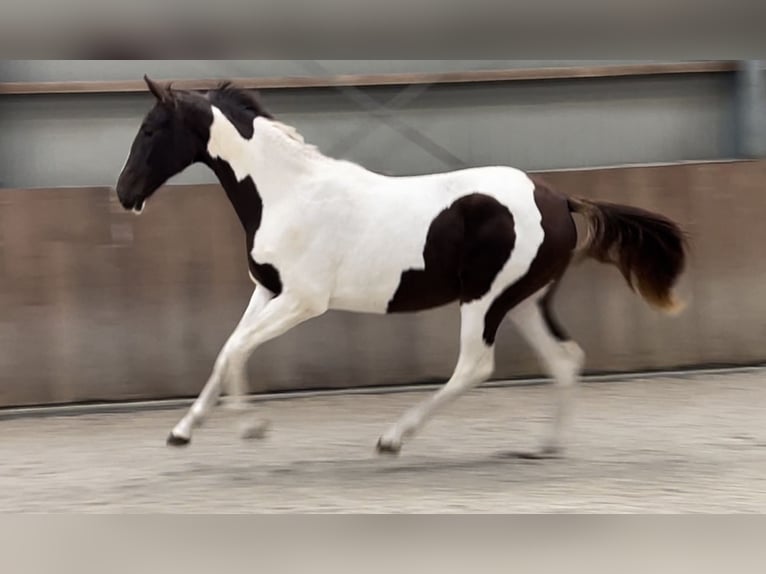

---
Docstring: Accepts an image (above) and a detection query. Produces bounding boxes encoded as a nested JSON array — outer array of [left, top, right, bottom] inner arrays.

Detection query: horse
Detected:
[[115, 76, 687, 457]]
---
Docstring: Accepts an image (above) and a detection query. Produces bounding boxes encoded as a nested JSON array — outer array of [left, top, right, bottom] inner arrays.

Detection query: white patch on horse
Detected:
[[206, 107, 545, 314]]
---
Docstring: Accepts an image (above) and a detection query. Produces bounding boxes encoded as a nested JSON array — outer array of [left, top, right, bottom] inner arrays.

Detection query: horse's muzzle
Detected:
[[114, 183, 144, 213]]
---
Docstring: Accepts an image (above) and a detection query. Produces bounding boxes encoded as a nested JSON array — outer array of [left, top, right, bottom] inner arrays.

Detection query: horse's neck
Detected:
[[250, 119, 325, 195], [205, 113, 328, 234], [208, 159, 263, 235]]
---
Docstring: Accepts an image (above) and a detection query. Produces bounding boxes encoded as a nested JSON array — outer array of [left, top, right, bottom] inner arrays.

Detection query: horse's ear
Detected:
[[144, 75, 175, 107]]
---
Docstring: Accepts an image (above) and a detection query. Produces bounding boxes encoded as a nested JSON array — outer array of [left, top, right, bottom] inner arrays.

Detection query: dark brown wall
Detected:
[[1, 160, 764, 407]]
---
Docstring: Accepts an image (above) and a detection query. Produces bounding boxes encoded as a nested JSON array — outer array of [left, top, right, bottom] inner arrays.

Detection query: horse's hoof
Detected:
[[166, 432, 191, 447], [500, 447, 562, 460], [376, 437, 402, 456], [540, 445, 563, 458], [515, 451, 558, 460], [240, 419, 270, 440]]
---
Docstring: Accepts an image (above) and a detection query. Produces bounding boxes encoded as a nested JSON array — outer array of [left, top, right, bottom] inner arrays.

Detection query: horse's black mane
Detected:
[[208, 81, 273, 119]]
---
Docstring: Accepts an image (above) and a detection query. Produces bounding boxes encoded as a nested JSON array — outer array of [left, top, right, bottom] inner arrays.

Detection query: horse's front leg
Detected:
[[219, 292, 327, 439], [168, 288, 326, 446], [167, 285, 273, 446]]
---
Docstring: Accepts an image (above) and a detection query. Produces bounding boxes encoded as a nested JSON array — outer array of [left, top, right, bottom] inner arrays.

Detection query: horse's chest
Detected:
[[246, 215, 310, 295], [251, 214, 307, 261]]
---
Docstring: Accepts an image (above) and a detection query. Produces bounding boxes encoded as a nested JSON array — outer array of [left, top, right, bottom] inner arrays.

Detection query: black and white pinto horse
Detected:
[[116, 77, 687, 457]]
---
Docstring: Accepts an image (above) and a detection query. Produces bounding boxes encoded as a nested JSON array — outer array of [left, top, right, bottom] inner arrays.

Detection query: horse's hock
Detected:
[[0, 159, 763, 407]]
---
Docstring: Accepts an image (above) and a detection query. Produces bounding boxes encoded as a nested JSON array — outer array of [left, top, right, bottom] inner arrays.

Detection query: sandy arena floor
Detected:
[[1, 369, 765, 512]]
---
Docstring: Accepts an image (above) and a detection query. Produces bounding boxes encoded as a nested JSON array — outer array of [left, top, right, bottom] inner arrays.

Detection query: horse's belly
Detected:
[[328, 249, 421, 313], [326, 215, 442, 314]]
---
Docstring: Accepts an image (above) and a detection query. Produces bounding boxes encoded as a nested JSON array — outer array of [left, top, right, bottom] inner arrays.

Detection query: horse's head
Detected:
[[115, 76, 211, 213]]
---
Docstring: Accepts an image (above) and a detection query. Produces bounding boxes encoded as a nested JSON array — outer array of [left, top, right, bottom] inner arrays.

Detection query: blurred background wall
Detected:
[[1, 60, 765, 407]]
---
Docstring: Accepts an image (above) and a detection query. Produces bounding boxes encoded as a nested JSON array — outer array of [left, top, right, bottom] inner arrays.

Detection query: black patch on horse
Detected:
[[387, 193, 516, 313], [482, 181, 577, 345], [538, 281, 570, 342], [208, 159, 283, 296], [203, 85, 282, 295], [207, 83, 272, 139]]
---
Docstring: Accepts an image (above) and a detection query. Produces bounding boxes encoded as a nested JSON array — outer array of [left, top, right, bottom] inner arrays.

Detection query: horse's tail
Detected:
[[567, 197, 688, 314]]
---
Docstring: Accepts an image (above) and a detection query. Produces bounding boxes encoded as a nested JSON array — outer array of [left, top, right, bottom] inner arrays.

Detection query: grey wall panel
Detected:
[[0, 74, 735, 188], [735, 61, 766, 157], [1, 160, 764, 408], [326, 75, 734, 174], [0, 92, 215, 188]]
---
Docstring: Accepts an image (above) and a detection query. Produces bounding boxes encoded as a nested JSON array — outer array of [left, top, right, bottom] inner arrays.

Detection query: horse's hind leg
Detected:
[[510, 287, 584, 457], [376, 301, 496, 454]]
